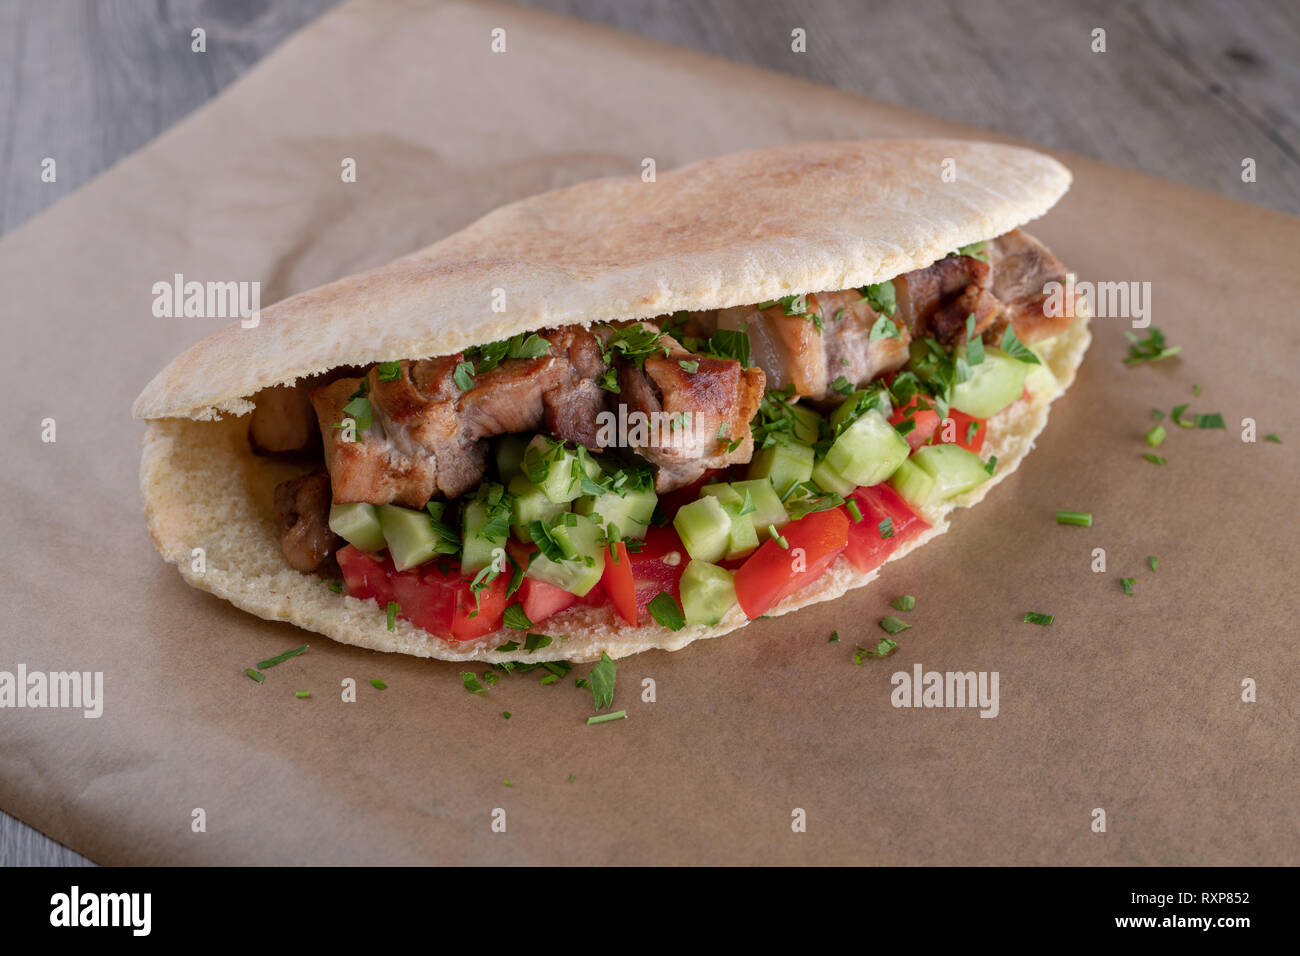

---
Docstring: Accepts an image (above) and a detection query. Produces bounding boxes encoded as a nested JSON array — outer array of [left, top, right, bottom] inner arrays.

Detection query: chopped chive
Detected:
[[1148, 556, 1158, 572], [878, 616, 910, 635], [1194, 413, 1225, 430], [1023, 612, 1054, 626], [586, 710, 628, 725], [504, 780, 512, 787], [1192, 383, 1201, 396], [1055, 510, 1093, 527], [256, 644, 308, 670], [1142, 453, 1166, 465], [1171, 404, 1194, 428], [539, 674, 559, 686], [326, 579, 343, 594], [878, 516, 894, 539], [244, 668, 265, 683], [1145, 425, 1166, 447], [769, 524, 789, 548], [890, 594, 916, 612], [295, 689, 310, 699], [1120, 577, 1136, 595], [828, 631, 840, 643], [386, 601, 399, 631], [846, 499, 863, 523], [370, 678, 387, 690]]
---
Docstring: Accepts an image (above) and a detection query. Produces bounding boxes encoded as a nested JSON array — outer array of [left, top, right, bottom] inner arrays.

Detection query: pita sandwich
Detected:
[[134, 139, 1090, 663]]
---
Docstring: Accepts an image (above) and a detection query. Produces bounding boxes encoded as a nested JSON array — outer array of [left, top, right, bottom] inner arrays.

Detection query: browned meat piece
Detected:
[[717, 291, 909, 403], [311, 361, 485, 506], [248, 384, 321, 455], [813, 290, 911, 397], [460, 356, 567, 436], [273, 470, 341, 573], [892, 254, 992, 339], [617, 326, 765, 492], [930, 285, 1003, 347], [987, 229, 1074, 342], [542, 327, 610, 449]]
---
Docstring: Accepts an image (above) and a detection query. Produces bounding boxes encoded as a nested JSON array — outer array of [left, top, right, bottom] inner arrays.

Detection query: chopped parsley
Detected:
[[647, 592, 686, 630], [678, 359, 700, 374], [588, 652, 617, 710], [1195, 412, 1225, 430], [1265, 433, 1282, 443], [828, 631, 840, 643], [370, 678, 387, 690], [861, 281, 896, 316], [524, 633, 553, 652], [956, 240, 988, 262], [1142, 453, 1166, 465], [878, 516, 894, 539], [1023, 612, 1054, 626], [890, 595, 916, 612], [502, 605, 532, 630], [376, 361, 402, 382], [878, 616, 910, 636], [461, 672, 486, 694], [855, 638, 898, 663], [452, 361, 476, 392], [1120, 577, 1136, 595], [1123, 328, 1181, 365], [999, 325, 1040, 364], [1148, 556, 1159, 572], [868, 314, 901, 342]]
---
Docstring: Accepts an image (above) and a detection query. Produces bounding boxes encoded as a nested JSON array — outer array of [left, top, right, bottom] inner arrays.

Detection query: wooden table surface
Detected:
[[2, 0, 1295, 866]]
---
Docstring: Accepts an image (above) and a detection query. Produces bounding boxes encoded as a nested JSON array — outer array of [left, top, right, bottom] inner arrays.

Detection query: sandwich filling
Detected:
[[256, 228, 1075, 642]]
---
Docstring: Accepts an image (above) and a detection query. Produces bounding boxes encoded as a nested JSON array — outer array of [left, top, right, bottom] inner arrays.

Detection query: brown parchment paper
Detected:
[[1, 0, 1296, 866]]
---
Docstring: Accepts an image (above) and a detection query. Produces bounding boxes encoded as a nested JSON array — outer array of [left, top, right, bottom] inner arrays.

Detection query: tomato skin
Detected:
[[628, 525, 687, 619], [336, 545, 506, 642], [889, 397, 941, 451], [841, 485, 930, 574], [600, 541, 638, 626], [733, 509, 850, 619], [932, 410, 986, 453], [518, 576, 577, 625]]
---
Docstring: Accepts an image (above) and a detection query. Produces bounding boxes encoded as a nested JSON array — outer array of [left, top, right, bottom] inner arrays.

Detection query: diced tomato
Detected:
[[628, 525, 688, 619], [577, 582, 607, 607], [889, 395, 941, 451], [517, 576, 577, 625], [840, 484, 930, 574], [733, 509, 850, 619], [931, 409, 986, 453], [600, 541, 638, 626], [336, 545, 507, 641]]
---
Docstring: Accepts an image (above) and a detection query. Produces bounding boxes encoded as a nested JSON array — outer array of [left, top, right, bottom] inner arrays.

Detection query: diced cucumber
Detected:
[[1023, 343, 1058, 400], [494, 434, 528, 485], [522, 436, 598, 504], [379, 504, 439, 571], [328, 502, 385, 552], [748, 442, 814, 497], [525, 513, 605, 596], [508, 474, 567, 542], [789, 404, 823, 445], [698, 484, 759, 560], [888, 458, 936, 509], [911, 444, 990, 500], [952, 347, 1030, 418], [679, 560, 737, 626], [826, 409, 910, 487], [830, 388, 891, 433], [574, 484, 657, 541], [461, 498, 508, 574], [673, 495, 733, 563], [728, 479, 790, 537], [811, 456, 857, 496]]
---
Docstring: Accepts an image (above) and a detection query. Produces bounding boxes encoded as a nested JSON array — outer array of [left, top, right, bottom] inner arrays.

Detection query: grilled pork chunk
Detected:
[[616, 325, 765, 492], [716, 290, 909, 403], [273, 470, 341, 573], [987, 229, 1073, 342]]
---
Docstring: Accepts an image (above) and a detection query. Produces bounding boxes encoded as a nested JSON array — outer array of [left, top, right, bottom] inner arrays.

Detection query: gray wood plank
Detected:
[[1, 0, 1295, 866]]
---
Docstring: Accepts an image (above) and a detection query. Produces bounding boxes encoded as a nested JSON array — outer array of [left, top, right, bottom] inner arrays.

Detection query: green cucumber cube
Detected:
[[728, 479, 789, 538], [509, 474, 568, 542], [830, 388, 891, 433], [699, 484, 759, 560], [789, 404, 823, 445], [461, 499, 508, 574], [494, 434, 529, 485], [748, 441, 814, 498], [887, 458, 936, 509], [673, 495, 732, 564], [1022, 344, 1058, 400], [522, 436, 594, 504], [680, 560, 737, 626], [811, 456, 857, 496], [525, 513, 605, 596], [574, 485, 657, 541], [952, 347, 1031, 418], [329, 502, 385, 552], [379, 504, 440, 571], [911, 444, 991, 500], [826, 409, 910, 487]]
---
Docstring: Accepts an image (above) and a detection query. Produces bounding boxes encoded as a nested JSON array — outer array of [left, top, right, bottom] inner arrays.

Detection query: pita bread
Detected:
[[133, 139, 1086, 662]]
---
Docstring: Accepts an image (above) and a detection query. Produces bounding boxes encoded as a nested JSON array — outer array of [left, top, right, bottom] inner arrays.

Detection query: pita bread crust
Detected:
[[140, 306, 1089, 664], [132, 140, 1070, 421]]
